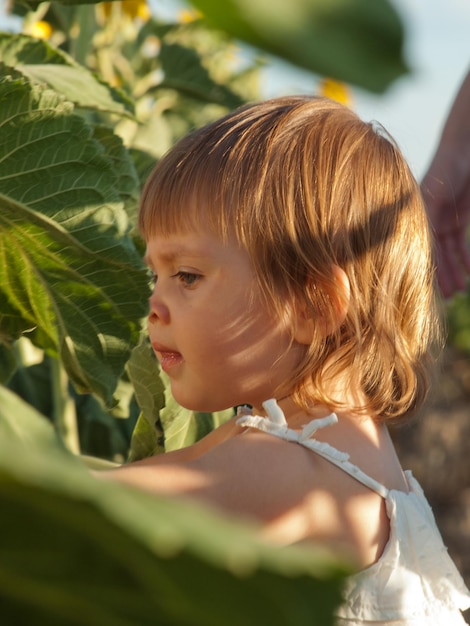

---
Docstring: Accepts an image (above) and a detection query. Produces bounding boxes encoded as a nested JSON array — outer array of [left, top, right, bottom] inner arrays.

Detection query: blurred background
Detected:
[[1, 0, 469, 176], [151, 0, 470, 180]]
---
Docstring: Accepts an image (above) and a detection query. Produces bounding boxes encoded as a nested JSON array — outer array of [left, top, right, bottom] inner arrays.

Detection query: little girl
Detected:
[[103, 96, 470, 624]]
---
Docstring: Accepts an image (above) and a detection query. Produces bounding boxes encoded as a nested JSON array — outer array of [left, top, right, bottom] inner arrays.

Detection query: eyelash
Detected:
[[172, 271, 201, 287], [149, 271, 201, 288]]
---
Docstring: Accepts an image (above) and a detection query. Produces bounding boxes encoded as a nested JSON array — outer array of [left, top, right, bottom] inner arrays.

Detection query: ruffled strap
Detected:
[[236, 398, 389, 499]]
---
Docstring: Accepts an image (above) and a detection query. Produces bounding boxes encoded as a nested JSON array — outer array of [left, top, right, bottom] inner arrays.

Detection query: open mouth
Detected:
[[152, 343, 183, 372]]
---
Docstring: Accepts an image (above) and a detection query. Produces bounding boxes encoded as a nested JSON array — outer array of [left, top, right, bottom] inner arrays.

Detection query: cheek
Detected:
[[189, 306, 262, 368], [234, 308, 293, 363]]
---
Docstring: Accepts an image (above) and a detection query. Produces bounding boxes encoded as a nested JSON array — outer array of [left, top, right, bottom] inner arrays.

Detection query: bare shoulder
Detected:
[[98, 417, 400, 568], [100, 426, 316, 518], [194, 421, 401, 567], [191, 429, 315, 518], [95, 414, 242, 487]]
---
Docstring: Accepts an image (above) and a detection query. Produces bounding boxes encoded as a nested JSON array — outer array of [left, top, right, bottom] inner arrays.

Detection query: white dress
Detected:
[[237, 399, 470, 625]]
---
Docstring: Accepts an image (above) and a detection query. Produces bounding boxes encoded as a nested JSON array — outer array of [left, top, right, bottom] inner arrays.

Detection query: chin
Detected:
[[171, 388, 232, 414]]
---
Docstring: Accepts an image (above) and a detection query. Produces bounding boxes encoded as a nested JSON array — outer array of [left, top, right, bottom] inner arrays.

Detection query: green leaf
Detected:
[[126, 338, 165, 460], [0, 385, 64, 451], [73, 387, 138, 460], [0, 384, 349, 626], [158, 42, 245, 108], [0, 33, 134, 117], [127, 411, 164, 462], [160, 371, 234, 452], [5, 341, 138, 459], [91, 125, 140, 224], [190, 0, 407, 93], [129, 147, 159, 189], [0, 75, 149, 404], [126, 337, 166, 427]]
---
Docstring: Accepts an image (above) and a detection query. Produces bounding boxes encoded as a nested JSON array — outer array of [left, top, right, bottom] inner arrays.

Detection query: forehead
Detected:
[[144, 231, 209, 262], [143, 229, 250, 268]]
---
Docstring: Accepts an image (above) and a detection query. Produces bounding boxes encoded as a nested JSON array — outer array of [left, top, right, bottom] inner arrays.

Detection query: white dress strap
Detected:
[[236, 398, 389, 499]]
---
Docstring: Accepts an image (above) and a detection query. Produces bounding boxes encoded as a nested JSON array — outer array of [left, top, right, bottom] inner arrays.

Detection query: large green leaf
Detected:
[[0, 74, 149, 404], [0, 33, 134, 117], [91, 124, 141, 223], [190, 0, 407, 93], [0, 384, 350, 625]]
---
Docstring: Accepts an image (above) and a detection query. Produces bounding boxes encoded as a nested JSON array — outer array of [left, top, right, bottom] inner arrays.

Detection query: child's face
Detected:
[[145, 228, 306, 413]]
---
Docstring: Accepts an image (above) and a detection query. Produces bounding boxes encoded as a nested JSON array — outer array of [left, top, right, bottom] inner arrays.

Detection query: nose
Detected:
[[148, 286, 170, 325]]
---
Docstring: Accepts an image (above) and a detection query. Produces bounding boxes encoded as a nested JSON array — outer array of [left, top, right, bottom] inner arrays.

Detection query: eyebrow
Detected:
[[143, 252, 180, 269], [143, 244, 210, 267]]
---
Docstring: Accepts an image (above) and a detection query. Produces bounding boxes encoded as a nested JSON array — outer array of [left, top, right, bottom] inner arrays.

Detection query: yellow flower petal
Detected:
[[318, 78, 351, 106], [27, 21, 53, 40], [178, 8, 203, 23], [101, 0, 150, 21]]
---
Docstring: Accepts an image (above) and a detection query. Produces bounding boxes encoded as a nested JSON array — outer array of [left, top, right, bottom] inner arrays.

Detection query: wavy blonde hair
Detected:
[[139, 96, 442, 421]]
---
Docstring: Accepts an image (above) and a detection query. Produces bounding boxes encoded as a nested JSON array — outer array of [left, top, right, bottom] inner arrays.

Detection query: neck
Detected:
[[254, 395, 333, 428]]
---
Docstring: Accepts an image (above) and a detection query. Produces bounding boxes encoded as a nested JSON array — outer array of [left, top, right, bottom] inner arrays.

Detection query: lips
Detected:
[[151, 342, 183, 372]]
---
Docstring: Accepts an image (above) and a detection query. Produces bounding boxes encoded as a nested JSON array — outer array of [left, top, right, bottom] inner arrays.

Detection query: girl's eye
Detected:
[[173, 271, 201, 287]]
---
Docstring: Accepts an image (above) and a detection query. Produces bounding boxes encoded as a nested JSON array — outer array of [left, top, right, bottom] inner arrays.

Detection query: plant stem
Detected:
[[70, 5, 97, 67], [50, 357, 80, 455]]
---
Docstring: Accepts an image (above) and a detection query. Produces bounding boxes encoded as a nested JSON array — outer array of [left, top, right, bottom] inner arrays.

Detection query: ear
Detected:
[[293, 264, 350, 345]]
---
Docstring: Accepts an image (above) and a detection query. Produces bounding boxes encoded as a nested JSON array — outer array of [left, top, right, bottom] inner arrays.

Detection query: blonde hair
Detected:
[[139, 96, 441, 421]]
